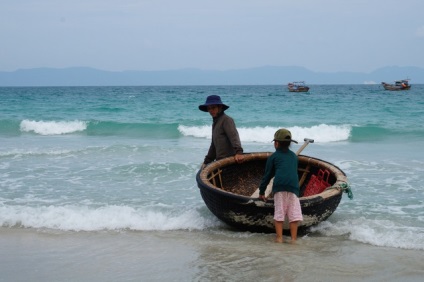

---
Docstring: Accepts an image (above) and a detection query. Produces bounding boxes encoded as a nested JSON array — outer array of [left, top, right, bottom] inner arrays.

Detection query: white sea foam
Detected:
[[3, 203, 423, 250], [178, 125, 211, 138], [0, 148, 77, 157], [310, 217, 424, 250], [179, 124, 351, 143], [0, 205, 220, 232], [20, 120, 87, 135]]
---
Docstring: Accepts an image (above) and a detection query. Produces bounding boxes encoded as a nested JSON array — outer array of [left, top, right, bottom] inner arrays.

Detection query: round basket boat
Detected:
[[196, 152, 349, 234]]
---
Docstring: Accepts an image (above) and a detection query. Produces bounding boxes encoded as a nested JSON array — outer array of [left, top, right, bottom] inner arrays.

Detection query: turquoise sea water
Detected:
[[1, 85, 423, 280]]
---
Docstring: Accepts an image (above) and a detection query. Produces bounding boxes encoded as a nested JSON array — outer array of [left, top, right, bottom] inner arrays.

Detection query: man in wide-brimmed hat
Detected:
[[199, 95, 244, 166]]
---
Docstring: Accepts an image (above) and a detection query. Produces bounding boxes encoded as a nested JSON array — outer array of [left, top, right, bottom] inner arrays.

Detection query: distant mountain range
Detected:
[[0, 66, 422, 86]]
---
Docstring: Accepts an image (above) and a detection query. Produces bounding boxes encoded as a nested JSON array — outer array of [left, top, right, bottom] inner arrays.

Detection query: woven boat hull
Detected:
[[196, 152, 348, 234]]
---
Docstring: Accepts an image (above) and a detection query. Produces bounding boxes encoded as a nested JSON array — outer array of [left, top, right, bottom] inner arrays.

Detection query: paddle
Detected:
[[296, 138, 315, 187], [296, 138, 314, 156]]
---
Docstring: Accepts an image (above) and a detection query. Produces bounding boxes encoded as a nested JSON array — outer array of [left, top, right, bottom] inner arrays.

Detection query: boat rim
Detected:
[[197, 152, 348, 202]]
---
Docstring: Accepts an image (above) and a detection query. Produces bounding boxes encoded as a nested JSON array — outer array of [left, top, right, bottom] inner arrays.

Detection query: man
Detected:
[[199, 95, 244, 166]]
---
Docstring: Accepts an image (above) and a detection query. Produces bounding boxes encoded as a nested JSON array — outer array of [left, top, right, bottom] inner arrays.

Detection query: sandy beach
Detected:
[[1, 227, 423, 282]]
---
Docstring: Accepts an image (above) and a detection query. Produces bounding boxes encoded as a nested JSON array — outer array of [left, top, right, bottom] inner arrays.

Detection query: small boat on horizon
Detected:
[[287, 81, 310, 92], [381, 79, 411, 91]]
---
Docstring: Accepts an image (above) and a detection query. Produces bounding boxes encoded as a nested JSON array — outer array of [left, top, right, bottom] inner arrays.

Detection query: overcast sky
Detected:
[[1, 0, 423, 73]]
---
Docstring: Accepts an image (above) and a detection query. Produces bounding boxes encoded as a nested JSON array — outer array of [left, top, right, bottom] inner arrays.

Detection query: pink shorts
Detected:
[[274, 192, 303, 222]]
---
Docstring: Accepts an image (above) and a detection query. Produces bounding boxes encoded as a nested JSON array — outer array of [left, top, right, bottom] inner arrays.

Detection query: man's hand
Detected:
[[234, 154, 244, 163]]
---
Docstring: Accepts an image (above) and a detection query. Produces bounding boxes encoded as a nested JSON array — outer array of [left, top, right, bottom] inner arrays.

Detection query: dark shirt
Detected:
[[259, 148, 300, 196], [204, 112, 243, 164]]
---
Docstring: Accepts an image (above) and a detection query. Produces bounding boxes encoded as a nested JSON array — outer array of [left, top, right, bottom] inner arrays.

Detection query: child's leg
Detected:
[[286, 192, 303, 242], [289, 221, 299, 241], [273, 192, 285, 243], [274, 220, 284, 243]]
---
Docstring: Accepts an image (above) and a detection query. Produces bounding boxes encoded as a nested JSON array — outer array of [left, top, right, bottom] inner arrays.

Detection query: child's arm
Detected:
[[258, 158, 275, 199]]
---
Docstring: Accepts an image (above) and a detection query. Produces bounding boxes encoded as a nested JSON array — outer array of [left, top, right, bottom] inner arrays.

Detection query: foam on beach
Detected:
[[0, 204, 221, 232], [310, 218, 424, 250]]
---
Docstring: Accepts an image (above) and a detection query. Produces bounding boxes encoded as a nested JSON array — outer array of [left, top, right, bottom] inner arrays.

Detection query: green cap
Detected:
[[273, 129, 298, 143]]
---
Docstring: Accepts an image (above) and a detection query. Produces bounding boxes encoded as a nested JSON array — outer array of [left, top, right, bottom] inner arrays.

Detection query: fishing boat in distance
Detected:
[[196, 140, 352, 234], [381, 79, 411, 91], [287, 81, 310, 92]]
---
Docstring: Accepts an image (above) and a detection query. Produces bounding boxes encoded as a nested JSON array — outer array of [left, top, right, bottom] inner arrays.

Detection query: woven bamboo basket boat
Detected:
[[196, 152, 349, 234]]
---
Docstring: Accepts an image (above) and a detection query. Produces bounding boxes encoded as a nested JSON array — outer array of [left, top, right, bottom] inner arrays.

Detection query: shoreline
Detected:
[[1, 227, 423, 281]]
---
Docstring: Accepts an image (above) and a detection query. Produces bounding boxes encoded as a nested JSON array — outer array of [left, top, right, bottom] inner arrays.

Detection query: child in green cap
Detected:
[[258, 129, 303, 243]]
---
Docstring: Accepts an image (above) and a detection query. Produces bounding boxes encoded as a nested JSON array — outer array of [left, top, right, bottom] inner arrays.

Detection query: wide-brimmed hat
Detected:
[[273, 128, 298, 143], [199, 95, 229, 112]]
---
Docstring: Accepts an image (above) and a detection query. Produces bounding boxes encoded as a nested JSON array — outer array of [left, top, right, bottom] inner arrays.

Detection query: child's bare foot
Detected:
[[288, 237, 300, 244], [274, 236, 283, 243]]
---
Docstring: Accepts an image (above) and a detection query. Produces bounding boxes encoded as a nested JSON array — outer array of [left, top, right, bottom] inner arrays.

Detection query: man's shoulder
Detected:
[[217, 113, 235, 125], [220, 113, 233, 120]]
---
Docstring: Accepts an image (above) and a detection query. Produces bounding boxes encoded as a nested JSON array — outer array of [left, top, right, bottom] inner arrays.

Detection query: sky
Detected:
[[1, 0, 424, 73]]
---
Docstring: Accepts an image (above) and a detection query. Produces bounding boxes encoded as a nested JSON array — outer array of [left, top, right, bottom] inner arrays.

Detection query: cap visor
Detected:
[[272, 139, 298, 143]]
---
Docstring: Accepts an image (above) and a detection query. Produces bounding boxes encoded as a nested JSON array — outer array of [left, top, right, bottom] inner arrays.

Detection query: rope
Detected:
[[339, 183, 353, 200]]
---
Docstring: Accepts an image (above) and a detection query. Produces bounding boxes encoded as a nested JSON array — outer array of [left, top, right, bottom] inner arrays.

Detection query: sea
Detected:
[[0, 85, 423, 281]]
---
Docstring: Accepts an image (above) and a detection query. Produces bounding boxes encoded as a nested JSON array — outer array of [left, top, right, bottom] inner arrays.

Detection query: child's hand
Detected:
[[259, 195, 267, 202]]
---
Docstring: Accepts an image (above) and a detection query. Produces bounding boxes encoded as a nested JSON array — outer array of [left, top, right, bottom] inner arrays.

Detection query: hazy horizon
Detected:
[[2, 0, 424, 74], [1, 65, 423, 86]]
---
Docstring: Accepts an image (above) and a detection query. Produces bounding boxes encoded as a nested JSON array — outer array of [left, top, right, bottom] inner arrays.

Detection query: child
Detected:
[[258, 129, 303, 243]]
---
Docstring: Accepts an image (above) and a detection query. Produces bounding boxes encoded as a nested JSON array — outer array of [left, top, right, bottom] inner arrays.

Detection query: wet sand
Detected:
[[1, 228, 423, 282]]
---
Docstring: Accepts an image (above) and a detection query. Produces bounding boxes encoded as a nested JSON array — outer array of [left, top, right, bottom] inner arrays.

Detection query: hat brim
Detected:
[[199, 104, 229, 112], [272, 139, 298, 144]]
